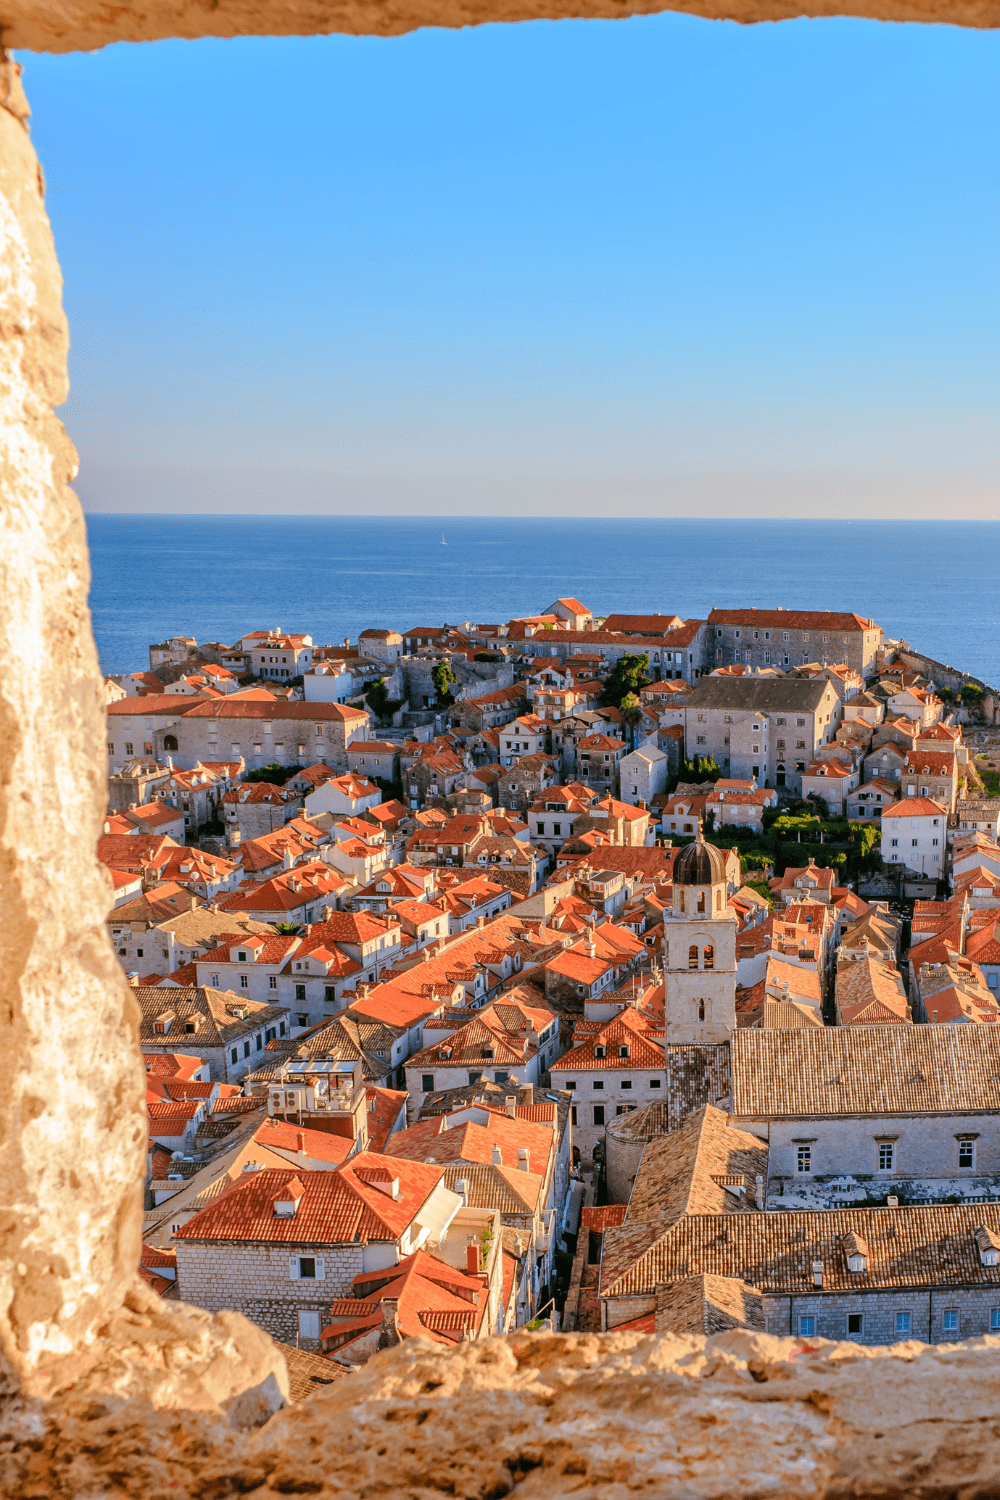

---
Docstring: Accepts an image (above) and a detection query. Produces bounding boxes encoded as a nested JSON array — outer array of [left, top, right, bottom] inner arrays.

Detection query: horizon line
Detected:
[[82, 512, 999, 523]]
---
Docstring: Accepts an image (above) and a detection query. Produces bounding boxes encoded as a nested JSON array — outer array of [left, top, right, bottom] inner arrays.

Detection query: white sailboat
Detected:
[[441, 533, 447, 545]]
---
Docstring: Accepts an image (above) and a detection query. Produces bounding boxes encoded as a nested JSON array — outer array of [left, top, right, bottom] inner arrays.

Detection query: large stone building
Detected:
[[730, 1026, 1000, 1210], [683, 675, 842, 795], [707, 609, 883, 677], [107, 696, 370, 776]]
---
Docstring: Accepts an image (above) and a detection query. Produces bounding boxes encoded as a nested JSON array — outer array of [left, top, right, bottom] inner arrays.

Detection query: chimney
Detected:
[[755, 1174, 764, 1210], [296, 1131, 306, 1161], [467, 1239, 480, 1275], [190, 897, 197, 911], [491, 1144, 503, 1164], [517, 1147, 530, 1173], [933, 1010, 938, 1023], [454, 1177, 469, 1206], [127, 972, 140, 987], [518, 1083, 534, 1107], [379, 1297, 400, 1348], [887, 1195, 899, 1207], [505, 1095, 517, 1118], [811, 1260, 823, 1288], [321, 905, 333, 922]]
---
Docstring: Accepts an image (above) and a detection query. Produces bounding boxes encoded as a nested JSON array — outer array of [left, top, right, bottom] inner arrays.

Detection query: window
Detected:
[[125, 742, 134, 756], [239, 975, 249, 990], [943, 1309, 958, 1333], [298, 1310, 320, 1340], [570, 1105, 578, 1126], [593, 1105, 605, 1126], [292, 1256, 320, 1280], [593, 1080, 604, 1091], [468, 1071, 482, 1084], [564, 1082, 576, 1092], [911, 839, 919, 848], [649, 1078, 661, 1088], [991, 1309, 1000, 1332], [421, 1074, 434, 1092], [891, 838, 898, 848], [621, 1080, 632, 1090], [847, 1314, 863, 1336], [688, 945, 698, 970], [796, 1144, 812, 1173], [210, 973, 219, 987], [878, 1142, 894, 1171], [895, 1312, 910, 1335], [268, 975, 278, 991], [799, 1316, 816, 1337], [230, 1047, 238, 1064], [959, 1140, 975, 1169], [243, 1040, 251, 1058], [703, 945, 714, 970]]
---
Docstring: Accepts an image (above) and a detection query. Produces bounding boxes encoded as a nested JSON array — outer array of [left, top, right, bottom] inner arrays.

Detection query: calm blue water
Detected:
[[85, 515, 1000, 686]]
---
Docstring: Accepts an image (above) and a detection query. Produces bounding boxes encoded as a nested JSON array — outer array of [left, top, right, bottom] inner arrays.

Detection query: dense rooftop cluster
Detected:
[[102, 601, 1000, 1374]]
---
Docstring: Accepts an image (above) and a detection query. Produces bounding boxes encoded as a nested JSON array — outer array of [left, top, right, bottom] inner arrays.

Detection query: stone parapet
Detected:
[[10, 1324, 1000, 1495]]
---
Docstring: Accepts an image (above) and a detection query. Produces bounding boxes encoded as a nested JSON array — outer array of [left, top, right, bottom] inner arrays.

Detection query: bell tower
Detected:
[[663, 828, 737, 1044]]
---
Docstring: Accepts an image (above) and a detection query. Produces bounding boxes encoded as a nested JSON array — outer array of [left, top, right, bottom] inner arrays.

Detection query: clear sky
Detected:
[[20, 16, 1000, 517]]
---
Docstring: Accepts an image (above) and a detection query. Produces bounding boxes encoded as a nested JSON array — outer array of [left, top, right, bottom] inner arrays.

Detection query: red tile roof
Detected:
[[175, 1156, 444, 1244]]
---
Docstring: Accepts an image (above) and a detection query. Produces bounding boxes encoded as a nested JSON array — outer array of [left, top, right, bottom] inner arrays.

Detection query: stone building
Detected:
[[356, 629, 404, 664], [618, 743, 669, 807], [107, 757, 172, 810], [730, 1026, 1000, 1210], [707, 609, 883, 677], [108, 696, 371, 776], [135, 985, 292, 1084], [576, 735, 626, 796], [174, 1157, 463, 1349], [683, 675, 842, 795]]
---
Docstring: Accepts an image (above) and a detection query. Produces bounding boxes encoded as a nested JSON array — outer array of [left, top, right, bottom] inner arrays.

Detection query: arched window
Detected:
[[715, 888, 722, 911], [698, 999, 706, 1021], [697, 889, 706, 913], [688, 945, 699, 970], [163, 734, 178, 752], [679, 890, 685, 913], [703, 945, 714, 970]]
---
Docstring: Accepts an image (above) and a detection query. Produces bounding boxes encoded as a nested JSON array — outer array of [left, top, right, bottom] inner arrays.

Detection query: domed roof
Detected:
[[674, 836, 728, 887]]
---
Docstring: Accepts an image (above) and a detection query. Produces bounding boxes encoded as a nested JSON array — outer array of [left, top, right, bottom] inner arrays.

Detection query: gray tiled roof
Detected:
[[731, 1027, 1000, 1119]]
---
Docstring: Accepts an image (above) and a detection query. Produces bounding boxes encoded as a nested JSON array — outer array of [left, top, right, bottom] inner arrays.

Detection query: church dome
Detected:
[[673, 836, 727, 887]]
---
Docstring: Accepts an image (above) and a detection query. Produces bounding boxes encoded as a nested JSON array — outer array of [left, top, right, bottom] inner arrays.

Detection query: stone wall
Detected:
[[176, 1240, 367, 1344]]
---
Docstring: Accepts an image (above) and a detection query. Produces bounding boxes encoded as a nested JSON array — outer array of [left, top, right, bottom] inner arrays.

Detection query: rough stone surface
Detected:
[[0, 69, 148, 1390], [7, 1326, 1000, 1497], [1, 0, 998, 54]]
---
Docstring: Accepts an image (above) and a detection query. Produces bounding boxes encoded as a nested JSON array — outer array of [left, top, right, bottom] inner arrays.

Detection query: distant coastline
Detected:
[[86, 514, 1000, 684]]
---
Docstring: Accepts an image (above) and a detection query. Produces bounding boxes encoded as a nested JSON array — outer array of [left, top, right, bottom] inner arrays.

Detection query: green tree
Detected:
[[274, 921, 302, 936], [366, 678, 391, 718], [679, 755, 721, 784], [600, 654, 651, 709], [433, 660, 457, 705], [618, 691, 644, 748]]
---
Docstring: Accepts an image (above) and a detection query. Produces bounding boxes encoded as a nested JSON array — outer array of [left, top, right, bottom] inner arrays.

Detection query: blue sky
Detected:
[[20, 16, 1000, 516]]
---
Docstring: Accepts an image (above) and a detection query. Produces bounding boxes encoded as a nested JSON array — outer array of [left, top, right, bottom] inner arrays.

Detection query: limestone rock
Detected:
[[2, 0, 999, 57], [0, 66, 148, 1392], [7, 1327, 1000, 1497]]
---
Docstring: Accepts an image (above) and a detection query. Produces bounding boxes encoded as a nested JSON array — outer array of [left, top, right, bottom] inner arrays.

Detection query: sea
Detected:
[[85, 515, 1000, 687]]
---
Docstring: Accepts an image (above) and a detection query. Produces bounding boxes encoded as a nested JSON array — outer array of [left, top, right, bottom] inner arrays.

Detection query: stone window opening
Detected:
[[3, 10, 998, 1487], [688, 944, 699, 969]]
